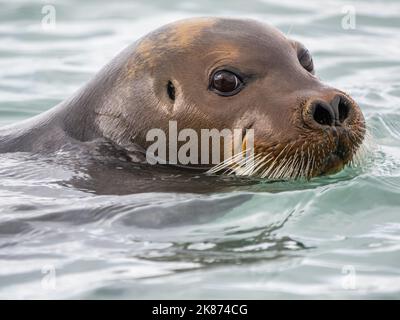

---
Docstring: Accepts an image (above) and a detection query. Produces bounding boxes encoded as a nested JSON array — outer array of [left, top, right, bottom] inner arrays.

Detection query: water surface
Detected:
[[0, 0, 400, 299]]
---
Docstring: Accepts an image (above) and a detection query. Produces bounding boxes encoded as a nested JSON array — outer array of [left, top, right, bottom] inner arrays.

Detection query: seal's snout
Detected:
[[306, 94, 352, 128], [296, 92, 366, 177]]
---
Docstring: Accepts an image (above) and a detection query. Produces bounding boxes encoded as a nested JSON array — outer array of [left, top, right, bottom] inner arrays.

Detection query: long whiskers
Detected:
[[208, 124, 373, 180]]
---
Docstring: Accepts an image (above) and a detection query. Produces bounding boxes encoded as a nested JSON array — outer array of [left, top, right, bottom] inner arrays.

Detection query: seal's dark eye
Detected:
[[210, 70, 243, 96], [298, 48, 314, 73]]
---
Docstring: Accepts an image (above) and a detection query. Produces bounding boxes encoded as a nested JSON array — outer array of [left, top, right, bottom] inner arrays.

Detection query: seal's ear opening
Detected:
[[167, 81, 175, 101]]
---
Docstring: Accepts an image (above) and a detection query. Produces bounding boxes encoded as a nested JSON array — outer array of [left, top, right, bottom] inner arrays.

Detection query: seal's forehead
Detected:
[[136, 18, 287, 54], [210, 18, 291, 56], [135, 18, 217, 54], [130, 18, 292, 74], [164, 17, 218, 46]]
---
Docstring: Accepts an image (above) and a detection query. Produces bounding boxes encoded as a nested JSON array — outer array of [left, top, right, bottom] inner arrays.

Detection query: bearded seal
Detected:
[[0, 17, 365, 180]]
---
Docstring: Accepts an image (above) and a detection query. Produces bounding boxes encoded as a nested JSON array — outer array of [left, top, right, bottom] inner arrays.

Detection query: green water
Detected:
[[0, 0, 400, 299]]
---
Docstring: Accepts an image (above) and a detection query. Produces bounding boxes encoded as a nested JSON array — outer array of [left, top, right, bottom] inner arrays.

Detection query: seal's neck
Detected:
[[60, 55, 128, 142]]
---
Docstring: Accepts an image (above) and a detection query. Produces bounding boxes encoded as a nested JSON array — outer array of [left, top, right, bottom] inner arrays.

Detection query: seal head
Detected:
[[88, 18, 365, 179], [0, 18, 365, 180]]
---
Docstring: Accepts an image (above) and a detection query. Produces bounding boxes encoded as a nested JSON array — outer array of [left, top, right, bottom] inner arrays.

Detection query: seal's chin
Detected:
[[319, 152, 346, 176], [316, 137, 357, 177]]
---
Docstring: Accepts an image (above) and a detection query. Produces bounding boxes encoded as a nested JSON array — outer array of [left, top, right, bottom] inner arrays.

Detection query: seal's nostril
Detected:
[[338, 97, 350, 122], [309, 95, 352, 127], [331, 95, 351, 123], [312, 102, 334, 126]]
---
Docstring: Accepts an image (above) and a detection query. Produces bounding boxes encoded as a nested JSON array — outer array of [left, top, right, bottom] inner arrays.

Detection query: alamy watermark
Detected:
[[41, 264, 57, 290], [341, 265, 357, 290], [145, 121, 255, 170], [41, 4, 56, 31], [341, 5, 356, 30]]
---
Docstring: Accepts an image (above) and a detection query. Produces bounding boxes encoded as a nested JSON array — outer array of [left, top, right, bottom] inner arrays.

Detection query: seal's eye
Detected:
[[210, 70, 243, 96], [298, 48, 314, 73]]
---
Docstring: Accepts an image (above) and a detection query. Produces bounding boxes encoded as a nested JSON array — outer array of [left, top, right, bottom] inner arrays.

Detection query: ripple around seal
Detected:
[[1, 0, 400, 299]]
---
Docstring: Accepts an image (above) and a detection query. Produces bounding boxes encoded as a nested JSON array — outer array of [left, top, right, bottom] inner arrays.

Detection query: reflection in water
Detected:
[[0, 0, 400, 299]]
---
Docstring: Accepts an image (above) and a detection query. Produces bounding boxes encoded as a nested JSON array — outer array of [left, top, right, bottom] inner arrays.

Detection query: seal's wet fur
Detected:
[[0, 18, 365, 179]]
